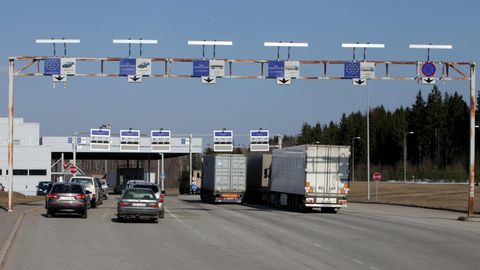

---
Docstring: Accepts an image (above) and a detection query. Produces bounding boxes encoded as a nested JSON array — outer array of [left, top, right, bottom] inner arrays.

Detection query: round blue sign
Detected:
[[421, 62, 436, 77]]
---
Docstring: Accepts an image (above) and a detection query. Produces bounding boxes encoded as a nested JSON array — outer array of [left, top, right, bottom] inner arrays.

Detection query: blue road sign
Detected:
[[214, 131, 233, 137], [67, 137, 82, 144], [268, 61, 285, 78], [251, 131, 269, 137], [119, 58, 136, 75], [344, 62, 360, 78], [90, 129, 110, 136], [160, 173, 166, 179], [120, 130, 140, 137], [44, 58, 61, 75], [421, 62, 436, 77], [152, 131, 170, 137], [191, 183, 197, 192], [193, 60, 210, 77]]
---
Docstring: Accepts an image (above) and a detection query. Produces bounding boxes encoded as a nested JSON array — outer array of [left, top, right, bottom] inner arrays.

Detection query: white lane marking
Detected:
[[165, 207, 193, 230], [352, 259, 364, 265], [313, 243, 333, 252]]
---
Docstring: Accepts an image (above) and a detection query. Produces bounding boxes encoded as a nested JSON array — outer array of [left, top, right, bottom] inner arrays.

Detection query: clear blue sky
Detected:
[[0, 0, 477, 144]]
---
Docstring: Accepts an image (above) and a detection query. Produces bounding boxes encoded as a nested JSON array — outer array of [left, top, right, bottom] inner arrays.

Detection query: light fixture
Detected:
[[341, 43, 385, 48], [113, 39, 158, 44], [187, 40, 233, 46], [264, 42, 308, 47], [409, 44, 452, 49]]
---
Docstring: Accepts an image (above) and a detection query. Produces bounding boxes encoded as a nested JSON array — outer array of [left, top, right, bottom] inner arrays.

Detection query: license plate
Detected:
[[132, 203, 146, 207], [59, 197, 72, 201]]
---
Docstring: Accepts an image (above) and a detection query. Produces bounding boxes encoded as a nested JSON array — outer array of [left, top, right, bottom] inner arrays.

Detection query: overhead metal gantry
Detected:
[[6, 55, 476, 217]]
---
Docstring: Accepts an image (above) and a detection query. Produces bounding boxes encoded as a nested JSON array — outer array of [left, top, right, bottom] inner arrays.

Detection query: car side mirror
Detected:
[[86, 190, 92, 194]]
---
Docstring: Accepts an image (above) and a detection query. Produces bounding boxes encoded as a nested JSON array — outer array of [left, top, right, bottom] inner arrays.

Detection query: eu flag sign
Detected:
[[44, 58, 61, 75], [344, 61, 361, 79]]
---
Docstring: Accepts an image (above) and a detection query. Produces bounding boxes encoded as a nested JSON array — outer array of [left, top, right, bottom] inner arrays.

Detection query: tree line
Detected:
[[274, 85, 479, 182]]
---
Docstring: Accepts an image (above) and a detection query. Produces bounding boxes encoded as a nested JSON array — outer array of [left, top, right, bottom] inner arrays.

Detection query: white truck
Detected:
[[201, 154, 247, 203], [269, 144, 350, 213]]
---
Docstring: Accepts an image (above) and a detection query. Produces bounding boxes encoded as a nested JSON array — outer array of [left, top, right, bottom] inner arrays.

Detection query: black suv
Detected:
[[36, 181, 51, 196]]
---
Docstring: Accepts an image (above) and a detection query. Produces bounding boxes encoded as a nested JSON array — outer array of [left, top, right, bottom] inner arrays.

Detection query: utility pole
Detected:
[[404, 131, 414, 183], [73, 132, 78, 177], [189, 133, 193, 192]]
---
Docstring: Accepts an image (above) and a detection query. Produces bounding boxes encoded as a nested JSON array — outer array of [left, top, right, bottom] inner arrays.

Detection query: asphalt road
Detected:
[[2, 195, 480, 270]]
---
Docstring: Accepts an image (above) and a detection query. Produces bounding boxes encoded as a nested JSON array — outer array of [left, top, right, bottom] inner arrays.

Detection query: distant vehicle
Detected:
[[125, 180, 149, 190], [117, 188, 160, 223], [36, 181, 51, 196], [98, 179, 109, 200], [201, 154, 246, 203], [46, 183, 88, 218], [62, 62, 75, 68], [137, 62, 150, 68], [132, 183, 164, 218], [269, 145, 350, 213], [71, 176, 100, 208]]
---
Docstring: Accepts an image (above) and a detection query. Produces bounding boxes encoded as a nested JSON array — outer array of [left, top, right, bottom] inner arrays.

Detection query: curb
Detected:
[[0, 206, 39, 269]]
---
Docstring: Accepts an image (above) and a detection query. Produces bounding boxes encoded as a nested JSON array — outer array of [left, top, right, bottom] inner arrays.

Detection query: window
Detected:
[[52, 184, 83, 194], [29, 170, 47, 176], [13, 170, 28, 175]]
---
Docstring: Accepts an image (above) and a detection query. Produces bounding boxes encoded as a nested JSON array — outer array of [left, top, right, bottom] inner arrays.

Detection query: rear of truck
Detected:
[[201, 155, 246, 203], [303, 145, 350, 210], [270, 145, 350, 212]]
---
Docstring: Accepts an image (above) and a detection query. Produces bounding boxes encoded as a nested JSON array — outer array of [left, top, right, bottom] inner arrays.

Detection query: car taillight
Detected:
[[75, 194, 86, 200], [48, 193, 58, 199], [159, 194, 164, 203], [118, 201, 129, 207], [148, 202, 159, 208]]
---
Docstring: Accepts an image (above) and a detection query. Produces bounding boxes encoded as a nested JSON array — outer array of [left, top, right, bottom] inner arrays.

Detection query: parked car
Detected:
[[132, 183, 164, 218], [98, 179, 109, 200], [36, 181, 51, 196], [117, 188, 160, 223], [46, 182, 88, 218], [71, 176, 100, 208]]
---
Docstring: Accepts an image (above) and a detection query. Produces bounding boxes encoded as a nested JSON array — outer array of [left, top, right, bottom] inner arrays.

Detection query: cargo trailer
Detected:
[[201, 154, 247, 203], [245, 153, 272, 204], [270, 144, 350, 212]]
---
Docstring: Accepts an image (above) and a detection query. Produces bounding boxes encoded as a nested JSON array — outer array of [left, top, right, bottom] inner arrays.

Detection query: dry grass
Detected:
[[0, 192, 43, 210], [349, 181, 480, 213]]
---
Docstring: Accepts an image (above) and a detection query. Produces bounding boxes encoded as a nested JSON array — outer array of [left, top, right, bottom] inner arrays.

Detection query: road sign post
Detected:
[[373, 172, 381, 202]]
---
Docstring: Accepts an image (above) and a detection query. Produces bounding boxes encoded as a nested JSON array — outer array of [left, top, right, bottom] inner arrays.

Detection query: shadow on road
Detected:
[[110, 217, 158, 224]]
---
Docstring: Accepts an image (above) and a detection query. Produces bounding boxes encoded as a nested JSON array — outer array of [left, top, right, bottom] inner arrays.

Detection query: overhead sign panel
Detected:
[[268, 61, 285, 78], [209, 60, 225, 77], [213, 130, 233, 152], [360, 62, 375, 79], [250, 130, 269, 152], [352, 78, 367, 86], [60, 58, 76, 75], [44, 58, 61, 75], [421, 62, 436, 77], [344, 61, 360, 79], [90, 129, 111, 151], [52, 75, 67, 82], [136, 58, 152, 76], [120, 129, 140, 152], [193, 60, 210, 77], [422, 77, 436, 85], [151, 130, 171, 152], [202, 76, 216, 84], [276, 77, 291, 85], [119, 58, 137, 75], [127, 75, 143, 83], [284, 61, 300, 78]]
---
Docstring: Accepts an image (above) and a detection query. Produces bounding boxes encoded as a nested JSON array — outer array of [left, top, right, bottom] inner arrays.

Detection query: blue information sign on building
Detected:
[[44, 58, 61, 75], [214, 131, 233, 137], [120, 130, 140, 137], [268, 61, 285, 78], [193, 60, 210, 77], [91, 130, 110, 136], [152, 131, 170, 137], [119, 58, 136, 75], [344, 61, 361, 79], [251, 131, 269, 137]]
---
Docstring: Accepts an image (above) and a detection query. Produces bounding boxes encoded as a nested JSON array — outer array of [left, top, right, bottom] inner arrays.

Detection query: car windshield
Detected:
[[52, 184, 83, 194], [132, 184, 159, 193], [123, 189, 156, 200], [71, 178, 93, 187]]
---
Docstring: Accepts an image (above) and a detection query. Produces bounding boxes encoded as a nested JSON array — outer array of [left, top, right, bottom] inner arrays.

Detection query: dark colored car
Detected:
[[46, 183, 89, 218], [132, 183, 164, 218], [36, 181, 51, 196], [117, 188, 159, 223]]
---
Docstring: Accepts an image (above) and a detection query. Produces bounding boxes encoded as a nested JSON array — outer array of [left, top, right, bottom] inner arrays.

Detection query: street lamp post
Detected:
[[351, 137, 361, 182], [404, 131, 414, 183]]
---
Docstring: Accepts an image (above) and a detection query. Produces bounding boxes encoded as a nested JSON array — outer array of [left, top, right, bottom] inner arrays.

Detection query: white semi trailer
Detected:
[[270, 144, 350, 213]]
